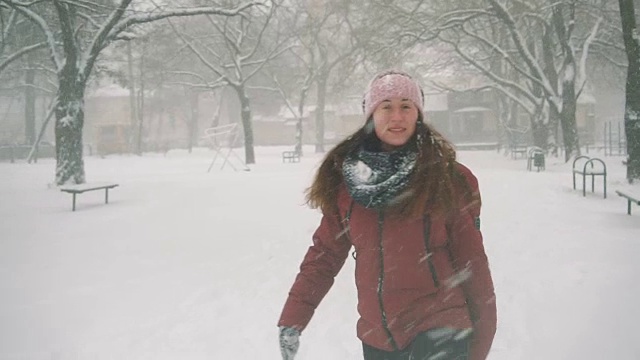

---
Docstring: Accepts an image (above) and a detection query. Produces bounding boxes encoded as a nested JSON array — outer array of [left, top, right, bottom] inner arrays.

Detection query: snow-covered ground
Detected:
[[1, 146, 639, 360]]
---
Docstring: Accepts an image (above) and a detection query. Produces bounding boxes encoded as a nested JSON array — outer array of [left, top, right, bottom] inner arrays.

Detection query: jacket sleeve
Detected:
[[277, 210, 352, 332], [448, 165, 497, 360]]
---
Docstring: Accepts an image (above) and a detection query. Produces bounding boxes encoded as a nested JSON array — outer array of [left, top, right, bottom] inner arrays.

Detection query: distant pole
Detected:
[[127, 41, 138, 154], [608, 122, 612, 156], [619, 122, 623, 155]]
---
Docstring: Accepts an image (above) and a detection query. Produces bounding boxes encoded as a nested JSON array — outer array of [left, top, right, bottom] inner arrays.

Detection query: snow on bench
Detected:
[[59, 182, 119, 211]]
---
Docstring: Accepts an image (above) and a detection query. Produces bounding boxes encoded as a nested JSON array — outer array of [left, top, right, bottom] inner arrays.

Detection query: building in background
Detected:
[[0, 81, 613, 161]]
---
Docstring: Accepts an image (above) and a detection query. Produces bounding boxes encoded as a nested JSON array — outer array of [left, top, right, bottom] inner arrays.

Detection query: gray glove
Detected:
[[279, 326, 300, 360]]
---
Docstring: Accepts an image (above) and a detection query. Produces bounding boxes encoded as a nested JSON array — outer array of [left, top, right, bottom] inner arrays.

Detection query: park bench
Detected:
[[282, 150, 300, 163], [615, 190, 640, 215], [572, 155, 607, 198], [60, 182, 119, 211]]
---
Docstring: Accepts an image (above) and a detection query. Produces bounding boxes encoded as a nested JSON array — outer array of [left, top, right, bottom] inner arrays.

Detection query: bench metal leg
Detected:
[[628, 200, 632, 215], [582, 175, 586, 197], [72, 193, 77, 211], [105, 188, 109, 204]]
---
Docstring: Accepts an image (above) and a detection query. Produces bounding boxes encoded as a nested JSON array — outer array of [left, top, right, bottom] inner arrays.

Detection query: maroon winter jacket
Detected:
[[278, 164, 496, 360]]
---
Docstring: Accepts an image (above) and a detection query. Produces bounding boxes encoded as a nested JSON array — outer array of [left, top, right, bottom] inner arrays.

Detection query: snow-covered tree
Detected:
[[0, 5, 46, 74], [316, 0, 383, 152], [1, 4, 54, 147], [617, 0, 640, 182], [168, 0, 289, 164], [434, 0, 603, 160], [0, 0, 259, 185]]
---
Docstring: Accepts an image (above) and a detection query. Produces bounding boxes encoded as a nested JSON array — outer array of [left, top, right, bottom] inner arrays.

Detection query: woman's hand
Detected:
[[279, 326, 300, 360]]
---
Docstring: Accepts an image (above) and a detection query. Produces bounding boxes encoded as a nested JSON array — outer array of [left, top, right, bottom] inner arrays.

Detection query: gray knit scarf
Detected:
[[342, 146, 417, 209]]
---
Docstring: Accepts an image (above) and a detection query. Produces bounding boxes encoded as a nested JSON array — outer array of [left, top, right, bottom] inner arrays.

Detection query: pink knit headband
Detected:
[[362, 70, 424, 120]]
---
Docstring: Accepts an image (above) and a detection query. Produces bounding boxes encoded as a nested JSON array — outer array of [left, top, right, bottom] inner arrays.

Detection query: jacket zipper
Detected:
[[423, 214, 440, 288], [376, 211, 399, 350], [345, 201, 356, 259]]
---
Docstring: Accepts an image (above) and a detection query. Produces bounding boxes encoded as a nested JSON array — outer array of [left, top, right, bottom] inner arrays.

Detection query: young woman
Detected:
[[278, 70, 496, 360]]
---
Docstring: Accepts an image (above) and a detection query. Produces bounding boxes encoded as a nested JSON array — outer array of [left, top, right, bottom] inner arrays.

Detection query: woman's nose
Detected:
[[390, 107, 404, 121]]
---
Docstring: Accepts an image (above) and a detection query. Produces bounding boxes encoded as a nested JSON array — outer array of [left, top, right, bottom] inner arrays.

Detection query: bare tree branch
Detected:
[[0, 40, 45, 72], [165, 70, 227, 88], [165, 81, 226, 90], [439, 34, 541, 108], [108, 2, 261, 41], [458, 21, 550, 92], [53, 0, 80, 66], [1, 0, 63, 68], [1, 7, 17, 54], [166, 18, 228, 83], [577, 16, 602, 91], [240, 2, 275, 62], [82, 2, 261, 81], [487, 0, 560, 109]]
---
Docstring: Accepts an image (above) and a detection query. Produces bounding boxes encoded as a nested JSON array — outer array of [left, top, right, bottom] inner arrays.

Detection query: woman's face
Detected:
[[372, 97, 419, 151]]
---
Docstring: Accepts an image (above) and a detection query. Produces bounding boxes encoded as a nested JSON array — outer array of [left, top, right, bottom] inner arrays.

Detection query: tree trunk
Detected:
[[314, 74, 327, 153], [236, 86, 255, 164], [136, 52, 145, 155], [547, 101, 562, 156], [559, 78, 579, 162], [295, 117, 303, 155], [619, 0, 640, 182], [24, 65, 36, 145], [188, 90, 199, 154], [127, 42, 138, 153], [155, 91, 166, 152], [295, 87, 309, 156], [550, 3, 580, 162], [531, 119, 549, 150], [54, 74, 86, 185]]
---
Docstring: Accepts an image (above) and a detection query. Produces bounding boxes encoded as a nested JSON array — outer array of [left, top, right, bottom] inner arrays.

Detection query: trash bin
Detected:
[[533, 152, 545, 170]]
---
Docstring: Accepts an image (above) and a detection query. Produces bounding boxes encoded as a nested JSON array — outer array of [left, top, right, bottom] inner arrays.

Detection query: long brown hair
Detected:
[[306, 114, 470, 217]]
